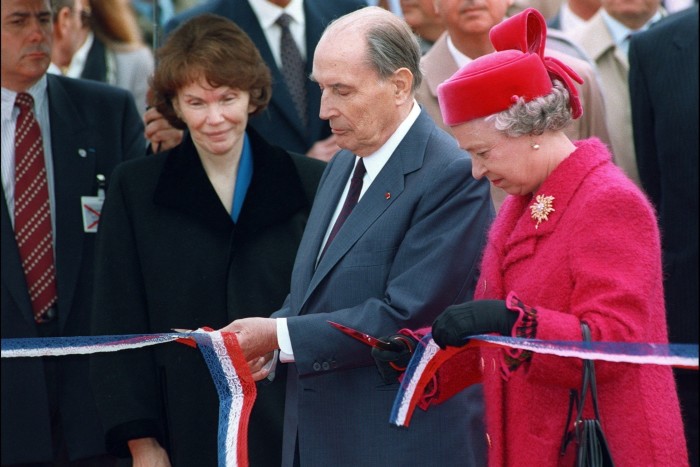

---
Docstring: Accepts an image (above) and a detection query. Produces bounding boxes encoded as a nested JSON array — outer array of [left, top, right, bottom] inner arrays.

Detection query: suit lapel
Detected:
[[237, 1, 307, 136], [80, 36, 107, 82], [289, 153, 352, 310], [47, 76, 96, 328], [422, 34, 458, 99], [298, 111, 431, 309], [153, 133, 233, 233]]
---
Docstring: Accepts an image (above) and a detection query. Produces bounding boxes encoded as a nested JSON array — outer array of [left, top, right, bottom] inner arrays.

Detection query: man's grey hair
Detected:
[[324, 7, 423, 93]]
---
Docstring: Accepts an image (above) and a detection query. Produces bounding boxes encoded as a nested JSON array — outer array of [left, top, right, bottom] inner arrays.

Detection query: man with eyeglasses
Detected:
[[48, 0, 90, 76]]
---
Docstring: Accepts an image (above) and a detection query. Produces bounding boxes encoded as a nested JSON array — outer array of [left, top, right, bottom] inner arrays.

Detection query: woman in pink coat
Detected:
[[374, 9, 688, 467]]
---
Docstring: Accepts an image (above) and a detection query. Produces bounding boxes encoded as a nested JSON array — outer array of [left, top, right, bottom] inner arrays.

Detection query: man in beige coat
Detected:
[[419, 0, 610, 210], [569, 0, 664, 186]]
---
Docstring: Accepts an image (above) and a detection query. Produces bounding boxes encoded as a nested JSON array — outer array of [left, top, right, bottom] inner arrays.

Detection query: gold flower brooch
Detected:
[[530, 194, 555, 229]]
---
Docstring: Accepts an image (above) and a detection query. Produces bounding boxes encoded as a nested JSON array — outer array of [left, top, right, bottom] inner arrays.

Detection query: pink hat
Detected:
[[437, 8, 583, 126]]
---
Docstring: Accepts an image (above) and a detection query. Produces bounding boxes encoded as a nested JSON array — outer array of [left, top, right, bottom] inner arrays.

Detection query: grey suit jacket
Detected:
[[1, 75, 144, 464], [273, 110, 493, 466]]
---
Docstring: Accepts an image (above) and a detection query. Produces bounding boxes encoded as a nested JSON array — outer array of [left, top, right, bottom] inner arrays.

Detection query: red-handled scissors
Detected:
[[327, 320, 400, 351]]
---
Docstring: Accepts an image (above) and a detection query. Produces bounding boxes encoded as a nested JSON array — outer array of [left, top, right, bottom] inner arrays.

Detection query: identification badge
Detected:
[[81, 174, 106, 233], [81, 196, 103, 233]]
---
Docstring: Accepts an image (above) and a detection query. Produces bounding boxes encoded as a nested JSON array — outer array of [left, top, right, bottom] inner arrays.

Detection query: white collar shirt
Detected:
[[248, 0, 307, 68], [1, 75, 56, 233]]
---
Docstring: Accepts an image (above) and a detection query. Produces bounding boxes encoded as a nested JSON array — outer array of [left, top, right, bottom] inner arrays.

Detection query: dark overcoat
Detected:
[[89, 128, 325, 467]]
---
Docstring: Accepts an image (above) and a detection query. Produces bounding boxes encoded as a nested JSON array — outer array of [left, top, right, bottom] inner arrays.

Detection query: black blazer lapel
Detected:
[[153, 133, 233, 233], [47, 76, 97, 328], [80, 36, 107, 82]]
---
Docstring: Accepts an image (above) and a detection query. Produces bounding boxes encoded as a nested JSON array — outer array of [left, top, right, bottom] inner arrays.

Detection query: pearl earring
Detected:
[[531, 143, 540, 150]]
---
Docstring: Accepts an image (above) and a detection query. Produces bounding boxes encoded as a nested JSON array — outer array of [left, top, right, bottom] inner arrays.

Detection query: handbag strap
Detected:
[[560, 321, 600, 456], [578, 321, 600, 421], [578, 322, 602, 422]]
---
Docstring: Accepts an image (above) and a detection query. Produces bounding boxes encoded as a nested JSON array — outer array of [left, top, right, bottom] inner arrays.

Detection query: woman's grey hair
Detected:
[[492, 80, 573, 136]]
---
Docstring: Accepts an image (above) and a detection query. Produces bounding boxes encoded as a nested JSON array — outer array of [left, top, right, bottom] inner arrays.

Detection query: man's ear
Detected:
[[392, 67, 414, 104], [54, 6, 73, 39]]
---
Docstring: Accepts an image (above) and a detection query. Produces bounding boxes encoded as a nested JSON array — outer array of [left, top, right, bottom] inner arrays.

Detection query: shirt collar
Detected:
[[2, 75, 48, 119], [600, 8, 663, 48], [361, 100, 421, 183], [248, 0, 305, 30], [446, 35, 474, 69], [560, 2, 589, 31], [65, 31, 94, 78]]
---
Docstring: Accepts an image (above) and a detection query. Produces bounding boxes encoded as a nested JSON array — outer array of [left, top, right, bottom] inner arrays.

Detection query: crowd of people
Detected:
[[1, 0, 697, 466]]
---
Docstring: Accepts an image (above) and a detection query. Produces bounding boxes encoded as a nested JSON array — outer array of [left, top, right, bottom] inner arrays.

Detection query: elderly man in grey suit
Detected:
[[223, 7, 493, 466], [223, 6, 493, 467]]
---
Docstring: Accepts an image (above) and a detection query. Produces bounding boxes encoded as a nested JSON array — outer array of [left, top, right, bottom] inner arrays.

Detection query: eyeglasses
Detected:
[[65, 5, 91, 29], [75, 7, 91, 28]]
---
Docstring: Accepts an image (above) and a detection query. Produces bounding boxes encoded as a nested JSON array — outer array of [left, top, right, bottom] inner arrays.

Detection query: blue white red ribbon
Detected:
[[1, 330, 255, 467], [390, 333, 698, 427], [3, 332, 697, 455]]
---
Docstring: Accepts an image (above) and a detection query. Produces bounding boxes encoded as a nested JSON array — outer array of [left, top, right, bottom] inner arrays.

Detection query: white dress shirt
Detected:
[[248, 0, 307, 68], [1, 76, 56, 235]]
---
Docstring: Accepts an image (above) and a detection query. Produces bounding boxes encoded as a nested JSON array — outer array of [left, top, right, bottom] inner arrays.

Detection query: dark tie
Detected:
[[276, 13, 308, 127], [320, 159, 366, 259], [14, 92, 57, 323]]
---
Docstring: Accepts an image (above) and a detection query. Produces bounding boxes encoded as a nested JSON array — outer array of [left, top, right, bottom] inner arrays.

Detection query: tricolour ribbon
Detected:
[[3, 332, 697, 454], [390, 333, 698, 427], [1, 330, 255, 467]]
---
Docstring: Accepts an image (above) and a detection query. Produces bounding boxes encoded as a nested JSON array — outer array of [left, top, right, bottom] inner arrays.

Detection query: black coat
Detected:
[[89, 128, 325, 467], [629, 7, 699, 465], [1, 76, 145, 464]]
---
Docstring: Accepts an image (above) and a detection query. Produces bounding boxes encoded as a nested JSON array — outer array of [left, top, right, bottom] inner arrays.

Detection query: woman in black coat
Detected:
[[89, 15, 325, 467]]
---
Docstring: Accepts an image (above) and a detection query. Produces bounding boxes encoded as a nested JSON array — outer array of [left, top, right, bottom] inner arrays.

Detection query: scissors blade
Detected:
[[327, 320, 397, 351]]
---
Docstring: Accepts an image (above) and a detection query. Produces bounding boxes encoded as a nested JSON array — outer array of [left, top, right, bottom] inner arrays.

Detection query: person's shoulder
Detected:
[[288, 151, 327, 176], [306, 0, 368, 18], [164, 0, 225, 34], [111, 150, 166, 182], [576, 139, 653, 209], [47, 74, 132, 102], [634, 6, 698, 46]]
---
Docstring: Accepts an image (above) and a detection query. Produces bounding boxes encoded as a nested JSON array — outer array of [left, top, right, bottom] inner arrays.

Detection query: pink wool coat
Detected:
[[451, 139, 687, 466]]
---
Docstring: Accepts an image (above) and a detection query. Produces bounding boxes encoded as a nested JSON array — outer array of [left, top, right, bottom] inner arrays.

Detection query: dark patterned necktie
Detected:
[[276, 13, 308, 127], [14, 92, 57, 322], [320, 159, 366, 259]]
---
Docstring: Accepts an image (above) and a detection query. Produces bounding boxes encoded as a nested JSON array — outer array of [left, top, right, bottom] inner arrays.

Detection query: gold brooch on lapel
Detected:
[[530, 194, 555, 229]]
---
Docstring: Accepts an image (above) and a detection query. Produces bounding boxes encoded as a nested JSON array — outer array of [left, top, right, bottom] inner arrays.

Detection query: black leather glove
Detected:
[[371, 334, 418, 384], [432, 300, 518, 349]]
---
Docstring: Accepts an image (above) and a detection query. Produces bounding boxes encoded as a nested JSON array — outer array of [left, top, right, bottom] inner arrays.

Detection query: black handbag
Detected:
[[559, 322, 615, 467]]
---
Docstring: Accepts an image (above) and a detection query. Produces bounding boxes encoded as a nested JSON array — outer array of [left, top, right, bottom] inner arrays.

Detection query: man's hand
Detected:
[[144, 107, 183, 154], [128, 437, 171, 467], [305, 134, 340, 162], [220, 317, 278, 362]]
